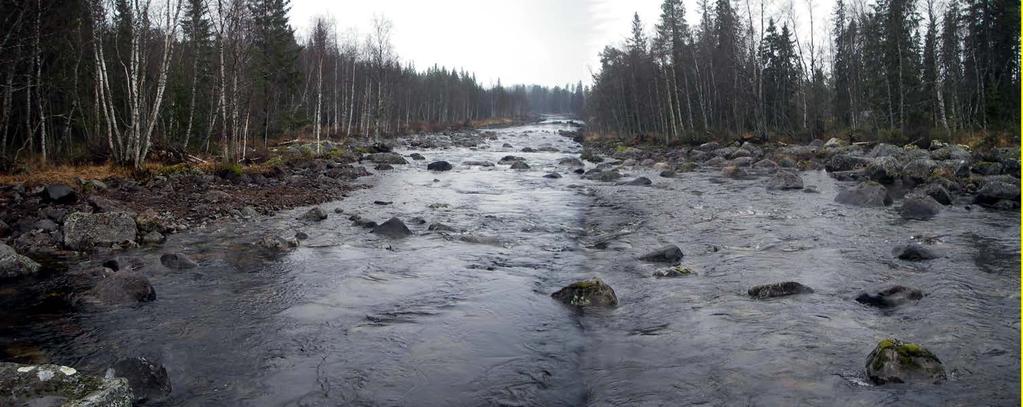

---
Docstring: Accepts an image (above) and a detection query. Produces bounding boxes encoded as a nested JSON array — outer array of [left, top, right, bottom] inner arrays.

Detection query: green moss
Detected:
[[215, 162, 244, 177], [614, 145, 629, 153]]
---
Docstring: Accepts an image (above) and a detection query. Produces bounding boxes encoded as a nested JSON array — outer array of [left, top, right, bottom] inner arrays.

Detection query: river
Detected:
[[2, 117, 1019, 406]]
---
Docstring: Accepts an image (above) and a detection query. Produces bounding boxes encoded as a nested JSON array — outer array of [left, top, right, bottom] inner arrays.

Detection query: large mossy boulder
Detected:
[[551, 278, 618, 307], [865, 338, 946, 385], [0, 362, 133, 406], [63, 212, 137, 250]]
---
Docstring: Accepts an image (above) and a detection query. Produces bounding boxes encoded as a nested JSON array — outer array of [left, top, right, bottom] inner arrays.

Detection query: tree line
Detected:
[[0, 0, 576, 169], [585, 0, 1020, 145]]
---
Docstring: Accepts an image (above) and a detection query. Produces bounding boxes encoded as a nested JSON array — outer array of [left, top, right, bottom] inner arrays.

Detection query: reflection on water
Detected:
[[0, 117, 1018, 406]]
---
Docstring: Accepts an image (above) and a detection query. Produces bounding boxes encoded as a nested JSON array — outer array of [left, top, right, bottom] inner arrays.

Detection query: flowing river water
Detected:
[[2, 117, 1020, 406]]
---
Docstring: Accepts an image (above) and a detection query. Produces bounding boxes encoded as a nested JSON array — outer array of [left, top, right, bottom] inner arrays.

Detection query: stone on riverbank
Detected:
[[367, 152, 408, 165], [41, 184, 77, 204], [551, 278, 618, 307], [63, 212, 137, 251], [865, 338, 946, 385], [748, 281, 814, 299], [0, 362, 133, 407], [297, 207, 327, 222], [899, 194, 942, 220], [0, 243, 41, 279]]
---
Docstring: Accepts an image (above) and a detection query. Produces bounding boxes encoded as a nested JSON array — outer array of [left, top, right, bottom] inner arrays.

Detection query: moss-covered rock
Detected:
[[865, 338, 946, 385], [748, 281, 814, 299], [551, 278, 618, 307], [653, 265, 695, 278], [0, 362, 133, 406]]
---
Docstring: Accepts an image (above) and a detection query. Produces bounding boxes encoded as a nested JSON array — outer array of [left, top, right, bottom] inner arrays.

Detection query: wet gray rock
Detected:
[[867, 143, 904, 158], [829, 169, 866, 182], [918, 183, 953, 205], [33, 218, 58, 233], [974, 181, 1020, 209], [543, 172, 562, 179], [427, 223, 457, 232], [748, 281, 814, 299], [550, 278, 618, 307], [0, 362, 133, 407], [109, 357, 171, 404], [427, 161, 453, 171], [902, 159, 938, 184], [79, 272, 156, 305], [63, 212, 137, 250], [619, 177, 652, 186], [899, 194, 942, 220], [498, 155, 526, 164], [372, 217, 412, 239], [835, 181, 891, 207], [753, 159, 779, 171], [652, 265, 695, 278], [865, 338, 946, 385], [463, 160, 495, 167], [160, 253, 197, 269], [659, 170, 676, 178], [520, 147, 537, 152], [856, 286, 923, 308], [638, 245, 684, 263], [583, 169, 622, 182], [257, 234, 299, 252], [141, 231, 165, 244], [367, 152, 408, 165], [765, 171, 804, 190], [298, 207, 327, 222], [87, 195, 136, 216], [350, 216, 378, 229], [721, 165, 748, 179], [892, 243, 939, 261], [865, 156, 902, 184], [408, 153, 426, 160], [558, 157, 585, 167], [509, 161, 530, 170], [930, 145, 971, 161], [0, 243, 41, 279], [374, 164, 394, 171], [41, 184, 77, 204], [971, 161, 1004, 175]]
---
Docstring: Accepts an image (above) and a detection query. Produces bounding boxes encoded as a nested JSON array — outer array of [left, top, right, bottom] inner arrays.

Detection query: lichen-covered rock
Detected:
[[974, 181, 1020, 209], [63, 212, 137, 250], [825, 154, 868, 172], [902, 159, 939, 184], [971, 161, 1004, 175], [551, 278, 618, 307], [748, 281, 814, 299], [865, 338, 946, 385], [367, 152, 408, 165], [918, 183, 953, 205], [0, 362, 133, 407], [856, 286, 923, 308], [867, 143, 904, 158], [639, 245, 684, 263], [899, 194, 943, 220], [835, 181, 891, 207], [865, 156, 902, 184], [0, 243, 41, 279], [257, 234, 299, 252], [765, 171, 804, 190], [653, 265, 695, 278]]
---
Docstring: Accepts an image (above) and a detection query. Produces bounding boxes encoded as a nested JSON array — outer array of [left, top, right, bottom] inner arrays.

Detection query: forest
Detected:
[[0, 0, 584, 169], [586, 0, 1020, 146]]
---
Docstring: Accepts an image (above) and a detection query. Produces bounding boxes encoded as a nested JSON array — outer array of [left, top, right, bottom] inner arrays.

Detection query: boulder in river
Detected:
[[825, 154, 868, 172], [653, 265, 695, 278], [498, 155, 526, 164], [855, 286, 923, 308], [367, 152, 408, 165], [408, 153, 426, 161], [257, 234, 299, 252], [109, 357, 171, 404], [638, 245, 684, 263], [765, 171, 804, 190], [427, 223, 457, 232], [160, 253, 197, 269], [0, 243, 41, 279], [865, 156, 902, 184], [427, 161, 453, 171], [835, 181, 891, 207], [543, 172, 562, 179], [0, 362, 133, 407], [63, 211, 137, 250], [619, 177, 652, 186], [865, 338, 946, 385], [583, 169, 622, 182], [973, 181, 1020, 209], [372, 217, 412, 239], [892, 243, 939, 261], [297, 207, 328, 222], [558, 157, 584, 167], [748, 281, 814, 299], [463, 160, 495, 167], [918, 183, 953, 205], [41, 184, 77, 204], [550, 278, 618, 307], [899, 194, 942, 220], [509, 161, 530, 170], [78, 272, 156, 305]]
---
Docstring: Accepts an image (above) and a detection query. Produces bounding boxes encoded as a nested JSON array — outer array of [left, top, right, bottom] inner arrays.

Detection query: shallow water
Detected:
[[2, 117, 1019, 406]]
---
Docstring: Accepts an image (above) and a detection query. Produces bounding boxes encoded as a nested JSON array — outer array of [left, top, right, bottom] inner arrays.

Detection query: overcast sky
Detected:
[[290, 0, 832, 88]]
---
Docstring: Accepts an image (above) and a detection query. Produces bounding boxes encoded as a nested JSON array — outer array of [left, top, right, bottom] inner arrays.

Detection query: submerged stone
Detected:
[[427, 161, 453, 171], [372, 217, 412, 239], [160, 253, 197, 269], [855, 286, 923, 308], [892, 243, 939, 261], [638, 245, 684, 263]]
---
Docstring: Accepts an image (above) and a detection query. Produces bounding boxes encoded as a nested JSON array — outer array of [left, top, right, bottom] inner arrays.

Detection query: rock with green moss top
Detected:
[[0, 362, 133, 406], [551, 278, 618, 307], [865, 338, 946, 384]]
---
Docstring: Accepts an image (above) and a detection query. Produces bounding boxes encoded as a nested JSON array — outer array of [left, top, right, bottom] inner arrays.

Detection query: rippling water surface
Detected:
[[2, 118, 1019, 406]]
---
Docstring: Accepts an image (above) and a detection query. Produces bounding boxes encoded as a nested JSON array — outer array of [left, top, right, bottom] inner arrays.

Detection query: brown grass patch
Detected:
[[0, 164, 137, 186]]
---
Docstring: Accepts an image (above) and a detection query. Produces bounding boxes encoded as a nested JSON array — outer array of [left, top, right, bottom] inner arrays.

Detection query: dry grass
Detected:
[[0, 164, 136, 186]]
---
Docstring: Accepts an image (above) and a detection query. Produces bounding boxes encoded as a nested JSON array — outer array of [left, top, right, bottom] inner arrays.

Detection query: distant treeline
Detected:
[[585, 0, 1020, 145], [0, 0, 578, 168]]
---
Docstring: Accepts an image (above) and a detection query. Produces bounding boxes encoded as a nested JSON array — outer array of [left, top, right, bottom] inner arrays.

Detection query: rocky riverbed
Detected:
[[0, 116, 1018, 405]]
